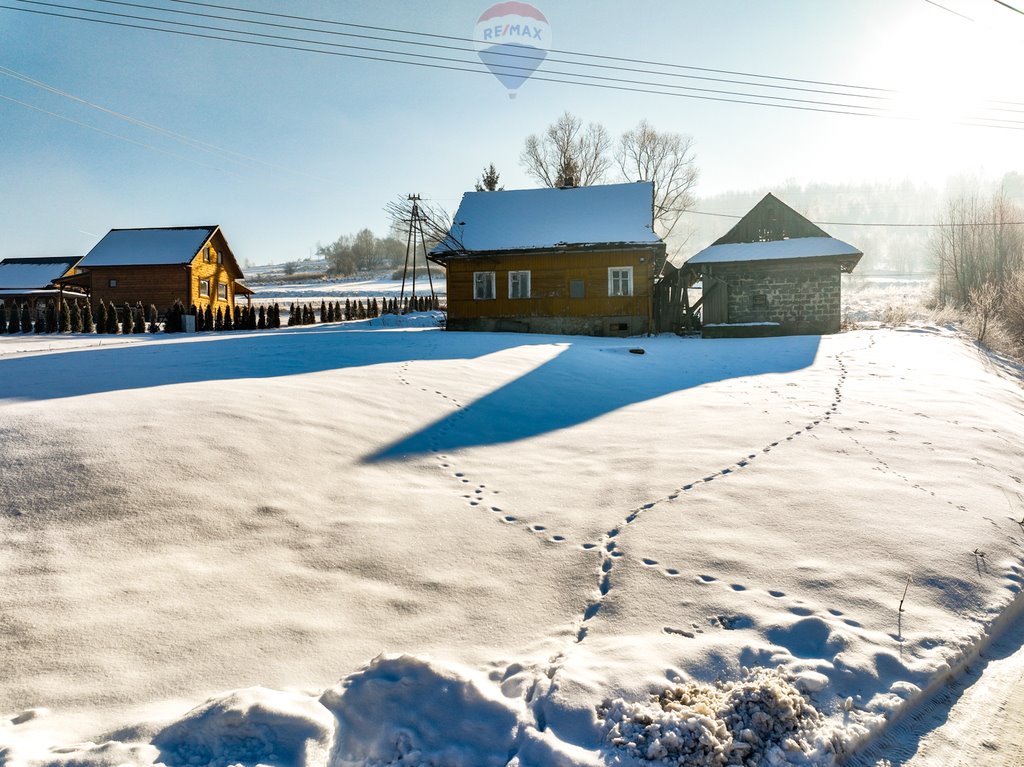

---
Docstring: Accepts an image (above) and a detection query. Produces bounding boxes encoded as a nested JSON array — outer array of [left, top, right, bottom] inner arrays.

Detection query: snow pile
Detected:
[[319, 655, 520, 767], [152, 688, 335, 767], [602, 667, 837, 766]]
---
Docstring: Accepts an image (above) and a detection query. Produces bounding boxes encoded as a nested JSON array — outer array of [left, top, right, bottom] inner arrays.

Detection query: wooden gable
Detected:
[[713, 193, 829, 245]]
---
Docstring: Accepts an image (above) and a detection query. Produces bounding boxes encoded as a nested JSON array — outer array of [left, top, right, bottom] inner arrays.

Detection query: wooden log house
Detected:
[[429, 182, 666, 337], [0, 255, 84, 309], [54, 225, 253, 314]]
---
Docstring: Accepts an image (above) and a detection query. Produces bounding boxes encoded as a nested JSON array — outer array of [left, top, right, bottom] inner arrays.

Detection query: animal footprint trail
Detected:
[[397, 360, 575, 546]]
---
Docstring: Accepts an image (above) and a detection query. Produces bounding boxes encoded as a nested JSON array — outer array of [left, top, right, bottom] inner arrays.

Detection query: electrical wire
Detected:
[[683, 209, 1024, 226], [0, 64, 329, 181], [0, 92, 245, 175], [4, 0, 1024, 130]]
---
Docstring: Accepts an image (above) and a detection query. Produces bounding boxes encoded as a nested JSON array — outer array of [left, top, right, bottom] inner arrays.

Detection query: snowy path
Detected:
[[848, 606, 1024, 766]]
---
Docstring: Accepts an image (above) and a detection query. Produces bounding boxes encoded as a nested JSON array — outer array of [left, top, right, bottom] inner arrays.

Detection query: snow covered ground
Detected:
[[1, 317, 1023, 766], [249, 275, 446, 304]]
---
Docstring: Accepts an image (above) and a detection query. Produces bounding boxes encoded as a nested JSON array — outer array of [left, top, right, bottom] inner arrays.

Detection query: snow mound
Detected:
[[151, 687, 335, 767], [319, 655, 521, 767], [601, 667, 838, 766]]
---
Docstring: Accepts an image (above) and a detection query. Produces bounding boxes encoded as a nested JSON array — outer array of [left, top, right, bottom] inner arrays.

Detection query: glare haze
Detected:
[[0, 0, 1021, 265]]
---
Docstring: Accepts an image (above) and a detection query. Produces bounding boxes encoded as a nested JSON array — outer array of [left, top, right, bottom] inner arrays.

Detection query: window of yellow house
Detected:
[[218, 282, 227, 301], [203, 246, 211, 263], [199, 278, 210, 297]]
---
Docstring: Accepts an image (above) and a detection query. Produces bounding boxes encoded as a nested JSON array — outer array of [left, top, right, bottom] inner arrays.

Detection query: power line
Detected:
[[163, 0, 1024, 109], [922, 0, 975, 20], [0, 92, 245, 175], [684, 209, 1024, 226], [83, 0, 900, 105], [992, 0, 1024, 15], [5, 1, 1024, 131], [15, 0, 937, 117], [0, 64, 329, 181]]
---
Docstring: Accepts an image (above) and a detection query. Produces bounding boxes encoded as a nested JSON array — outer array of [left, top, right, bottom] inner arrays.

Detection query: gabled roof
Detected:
[[79, 226, 219, 267], [430, 182, 662, 258], [0, 256, 82, 289], [712, 193, 830, 245], [685, 193, 862, 271], [687, 237, 862, 265]]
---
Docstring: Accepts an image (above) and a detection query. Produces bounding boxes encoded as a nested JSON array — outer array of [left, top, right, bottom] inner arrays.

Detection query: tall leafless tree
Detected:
[[519, 112, 612, 188], [616, 119, 699, 239]]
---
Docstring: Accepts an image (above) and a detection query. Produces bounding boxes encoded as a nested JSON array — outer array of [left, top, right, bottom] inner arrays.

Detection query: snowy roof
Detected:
[[686, 236, 863, 266], [431, 182, 662, 256], [0, 256, 81, 289], [79, 226, 218, 267]]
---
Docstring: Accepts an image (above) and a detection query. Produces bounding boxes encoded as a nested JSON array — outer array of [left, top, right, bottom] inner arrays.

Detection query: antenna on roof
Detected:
[[399, 194, 437, 312]]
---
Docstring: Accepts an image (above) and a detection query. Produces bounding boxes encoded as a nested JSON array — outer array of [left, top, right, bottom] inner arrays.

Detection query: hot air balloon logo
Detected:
[[474, 2, 550, 99]]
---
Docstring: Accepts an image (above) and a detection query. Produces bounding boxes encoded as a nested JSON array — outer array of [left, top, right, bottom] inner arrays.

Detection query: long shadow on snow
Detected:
[[0, 326, 820, 455], [0, 325, 551, 402], [368, 333, 820, 460]]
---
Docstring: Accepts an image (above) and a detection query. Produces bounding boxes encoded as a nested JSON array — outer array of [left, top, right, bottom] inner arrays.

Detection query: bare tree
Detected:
[[520, 111, 612, 188], [616, 120, 698, 239], [933, 189, 1024, 308]]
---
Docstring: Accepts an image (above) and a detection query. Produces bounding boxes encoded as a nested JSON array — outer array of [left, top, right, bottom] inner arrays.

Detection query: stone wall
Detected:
[[709, 262, 842, 335]]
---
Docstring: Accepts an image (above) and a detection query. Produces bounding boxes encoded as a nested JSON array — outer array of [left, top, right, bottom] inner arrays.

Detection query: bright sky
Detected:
[[1, 0, 1021, 265]]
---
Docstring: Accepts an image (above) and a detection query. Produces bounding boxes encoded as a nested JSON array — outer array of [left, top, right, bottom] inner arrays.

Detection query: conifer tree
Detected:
[[319, 299, 326, 322], [257, 305, 266, 329], [96, 300, 107, 333], [69, 300, 82, 333], [344, 298, 352, 321], [195, 304, 205, 331], [148, 304, 159, 333], [105, 302, 118, 334], [370, 297, 378, 317], [133, 303, 145, 334], [20, 303, 31, 333], [224, 304, 234, 331], [45, 302, 57, 333], [120, 302, 133, 334], [82, 299, 95, 333], [233, 305, 242, 329], [7, 303, 19, 333], [57, 300, 69, 332], [274, 303, 282, 328], [287, 302, 296, 326], [205, 304, 214, 330]]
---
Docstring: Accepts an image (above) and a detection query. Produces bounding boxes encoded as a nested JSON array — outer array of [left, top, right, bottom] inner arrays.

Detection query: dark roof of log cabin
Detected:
[[78, 226, 245, 279], [0, 256, 82, 289], [430, 182, 662, 261], [685, 193, 863, 272]]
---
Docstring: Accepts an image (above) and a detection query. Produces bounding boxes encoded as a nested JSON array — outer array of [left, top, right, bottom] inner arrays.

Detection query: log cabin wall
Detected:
[[79, 264, 190, 311], [444, 245, 661, 336]]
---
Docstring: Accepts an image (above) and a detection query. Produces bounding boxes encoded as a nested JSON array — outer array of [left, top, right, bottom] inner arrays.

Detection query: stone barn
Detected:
[[685, 193, 862, 337]]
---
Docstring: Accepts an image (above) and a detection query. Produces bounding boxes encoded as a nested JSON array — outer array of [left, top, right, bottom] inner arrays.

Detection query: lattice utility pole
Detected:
[[399, 194, 437, 312]]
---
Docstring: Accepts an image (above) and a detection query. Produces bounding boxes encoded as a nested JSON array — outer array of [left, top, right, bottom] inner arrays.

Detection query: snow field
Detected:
[[1, 321, 1023, 765]]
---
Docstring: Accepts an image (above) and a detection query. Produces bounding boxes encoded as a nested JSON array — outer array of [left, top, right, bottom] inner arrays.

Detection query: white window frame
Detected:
[[608, 266, 634, 297], [203, 246, 211, 263], [508, 270, 531, 299], [473, 271, 496, 300], [199, 278, 210, 297], [217, 281, 227, 300]]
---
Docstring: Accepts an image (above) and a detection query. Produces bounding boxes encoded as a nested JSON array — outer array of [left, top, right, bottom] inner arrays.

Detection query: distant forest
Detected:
[[674, 172, 1024, 274]]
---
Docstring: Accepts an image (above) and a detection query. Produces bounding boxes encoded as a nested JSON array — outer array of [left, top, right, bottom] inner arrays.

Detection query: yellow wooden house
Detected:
[[429, 182, 665, 337], [56, 225, 252, 313]]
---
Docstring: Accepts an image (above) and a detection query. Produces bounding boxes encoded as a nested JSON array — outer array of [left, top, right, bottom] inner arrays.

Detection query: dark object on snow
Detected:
[[629, 347, 645, 355]]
